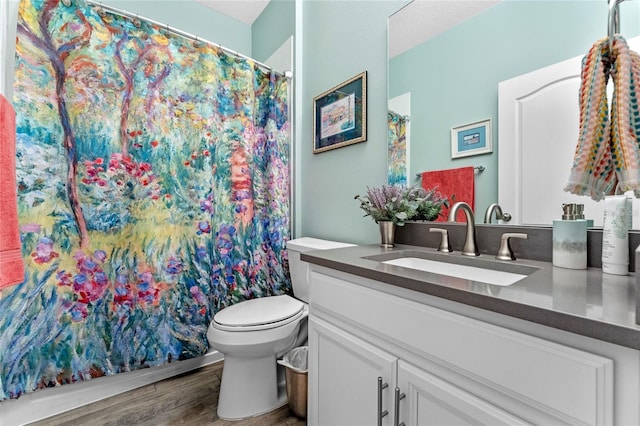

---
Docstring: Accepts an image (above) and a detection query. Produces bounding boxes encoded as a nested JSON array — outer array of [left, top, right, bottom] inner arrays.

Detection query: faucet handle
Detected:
[[429, 228, 453, 253], [496, 233, 528, 261]]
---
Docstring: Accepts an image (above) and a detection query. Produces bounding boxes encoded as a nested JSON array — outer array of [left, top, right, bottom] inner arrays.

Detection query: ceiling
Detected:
[[195, 0, 271, 25], [196, 0, 501, 57], [388, 1, 501, 58]]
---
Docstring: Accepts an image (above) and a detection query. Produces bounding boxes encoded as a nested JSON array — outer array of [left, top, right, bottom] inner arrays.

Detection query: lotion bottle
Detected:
[[601, 194, 633, 275], [552, 203, 587, 269]]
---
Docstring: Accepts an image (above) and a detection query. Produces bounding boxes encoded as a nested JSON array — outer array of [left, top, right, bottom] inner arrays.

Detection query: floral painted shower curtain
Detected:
[[0, 0, 290, 400], [387, 110, 408, 186]]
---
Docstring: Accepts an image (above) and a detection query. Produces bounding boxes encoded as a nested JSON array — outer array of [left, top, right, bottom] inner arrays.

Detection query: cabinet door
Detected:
[[308, 317, 398, 426], [397, 360, 529, 426]]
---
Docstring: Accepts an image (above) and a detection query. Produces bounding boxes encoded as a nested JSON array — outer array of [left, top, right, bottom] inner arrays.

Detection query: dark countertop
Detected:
[[302, 244, 640, 350]]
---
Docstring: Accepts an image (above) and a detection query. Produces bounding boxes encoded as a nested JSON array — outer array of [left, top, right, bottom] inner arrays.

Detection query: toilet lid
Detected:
[[213, 295, 304, 330]]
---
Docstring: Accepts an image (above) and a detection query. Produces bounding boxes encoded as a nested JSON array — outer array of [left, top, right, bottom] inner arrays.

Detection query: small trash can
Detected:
[[277, 346, 308, 418]]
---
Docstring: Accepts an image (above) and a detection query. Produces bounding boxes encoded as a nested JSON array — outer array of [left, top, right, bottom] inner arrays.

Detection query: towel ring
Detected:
[[608, 0, 625, 52]]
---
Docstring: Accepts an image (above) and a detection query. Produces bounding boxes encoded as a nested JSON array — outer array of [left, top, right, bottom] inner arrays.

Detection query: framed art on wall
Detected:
[[451, 118, 492, 159], [313, 71, 367, 154]]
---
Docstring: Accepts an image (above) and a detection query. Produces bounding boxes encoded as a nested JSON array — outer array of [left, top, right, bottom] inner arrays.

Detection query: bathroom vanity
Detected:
[[303, 244, 640, 426]]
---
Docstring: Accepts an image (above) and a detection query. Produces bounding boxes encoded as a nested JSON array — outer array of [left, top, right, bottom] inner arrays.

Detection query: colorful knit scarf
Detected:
[[564, 36, 640, 200]]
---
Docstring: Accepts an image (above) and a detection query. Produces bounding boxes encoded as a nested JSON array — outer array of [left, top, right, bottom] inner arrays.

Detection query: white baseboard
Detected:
[[0, 350, 223, 426]]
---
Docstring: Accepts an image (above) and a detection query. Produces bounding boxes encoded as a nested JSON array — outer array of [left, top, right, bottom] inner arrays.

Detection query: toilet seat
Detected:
[[212, 295, 305, 332]]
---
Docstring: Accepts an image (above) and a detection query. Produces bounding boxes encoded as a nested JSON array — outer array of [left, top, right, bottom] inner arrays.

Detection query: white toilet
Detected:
[[206, 237, 355, 420]]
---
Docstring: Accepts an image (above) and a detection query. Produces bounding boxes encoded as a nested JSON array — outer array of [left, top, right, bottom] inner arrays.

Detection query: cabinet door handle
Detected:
[[377, 377, 389, 426], [394, 387, 406, 426]]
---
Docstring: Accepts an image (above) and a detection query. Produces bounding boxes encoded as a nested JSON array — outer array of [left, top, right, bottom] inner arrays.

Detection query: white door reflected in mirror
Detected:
[[498, 36, 640, 228]]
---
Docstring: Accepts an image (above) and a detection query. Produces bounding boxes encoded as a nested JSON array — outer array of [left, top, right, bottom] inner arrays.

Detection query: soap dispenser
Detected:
[[552, 203, 587, 269], [575, 203, 595, 227]]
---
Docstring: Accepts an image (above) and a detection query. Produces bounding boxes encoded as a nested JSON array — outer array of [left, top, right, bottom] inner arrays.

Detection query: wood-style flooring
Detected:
[[29, 362, 306, 426]]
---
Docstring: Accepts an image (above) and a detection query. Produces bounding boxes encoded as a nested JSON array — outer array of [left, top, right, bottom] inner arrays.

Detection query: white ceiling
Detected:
[[389, 0, 501, 58], [196, 0, 501, 57], [196, 0, 271, 25]]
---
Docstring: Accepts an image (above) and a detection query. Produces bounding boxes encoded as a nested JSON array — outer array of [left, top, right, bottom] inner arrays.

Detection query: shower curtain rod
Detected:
[[81, 0, 290, 79]]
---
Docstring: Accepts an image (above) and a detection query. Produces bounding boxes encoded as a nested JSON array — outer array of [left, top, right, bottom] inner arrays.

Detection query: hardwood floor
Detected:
[[29, 362, 306, 426]]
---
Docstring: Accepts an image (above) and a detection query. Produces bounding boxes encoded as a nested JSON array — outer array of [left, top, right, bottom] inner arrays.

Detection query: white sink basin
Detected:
[[383, 257, 528, 286]]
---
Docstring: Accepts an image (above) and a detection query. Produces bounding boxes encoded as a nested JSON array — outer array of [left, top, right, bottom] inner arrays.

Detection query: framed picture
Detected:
[[451, 118, 492, 159], [313, 71, 367, 154]]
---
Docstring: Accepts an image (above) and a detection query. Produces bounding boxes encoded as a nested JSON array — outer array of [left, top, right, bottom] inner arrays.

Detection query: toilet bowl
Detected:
[[206, 237, 355, 420]]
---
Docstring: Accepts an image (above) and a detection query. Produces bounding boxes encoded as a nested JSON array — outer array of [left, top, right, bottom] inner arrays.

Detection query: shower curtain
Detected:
[[388, 110, 408, 186], [0, 0, 290, 400]]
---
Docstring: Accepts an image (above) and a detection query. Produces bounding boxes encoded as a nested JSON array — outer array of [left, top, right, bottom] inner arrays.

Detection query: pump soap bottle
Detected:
[[575, 203, 594, 227], [552, 203, 587, 269]]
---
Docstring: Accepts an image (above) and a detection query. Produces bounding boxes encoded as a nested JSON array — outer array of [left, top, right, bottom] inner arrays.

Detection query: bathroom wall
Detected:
[[298, 0, 406, 245], [252, 0, 295, 64], [0, 1, 18, 96]]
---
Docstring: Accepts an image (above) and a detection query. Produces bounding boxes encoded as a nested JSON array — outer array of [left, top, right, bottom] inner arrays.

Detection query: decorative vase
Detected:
[[379, 221, 396, 248]]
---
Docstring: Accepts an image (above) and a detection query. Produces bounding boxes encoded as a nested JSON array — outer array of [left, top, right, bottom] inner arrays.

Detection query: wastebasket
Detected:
[[277, 346, 308, 418]]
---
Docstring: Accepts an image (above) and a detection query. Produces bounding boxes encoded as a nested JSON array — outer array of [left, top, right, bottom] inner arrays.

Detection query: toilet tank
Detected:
[[286, 237, 356, 303]]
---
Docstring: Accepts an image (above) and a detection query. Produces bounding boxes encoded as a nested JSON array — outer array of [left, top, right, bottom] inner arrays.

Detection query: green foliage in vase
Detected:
[[355, 184, 448, 226], [411, 186, 450, 221]]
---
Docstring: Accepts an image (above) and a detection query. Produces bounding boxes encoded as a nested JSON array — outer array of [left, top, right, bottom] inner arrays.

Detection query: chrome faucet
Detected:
[[483, 203, 512, 224], [448, 202, 480, 256]]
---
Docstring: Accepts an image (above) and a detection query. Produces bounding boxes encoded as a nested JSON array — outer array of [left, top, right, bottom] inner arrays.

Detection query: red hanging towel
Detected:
[[421, 167, 475, 222], [0, 94, 25, 290]]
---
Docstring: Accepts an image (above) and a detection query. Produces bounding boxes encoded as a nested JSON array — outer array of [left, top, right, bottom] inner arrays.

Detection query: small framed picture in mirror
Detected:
[[451, 118, 492, 159], [313, 71, 367, 154]]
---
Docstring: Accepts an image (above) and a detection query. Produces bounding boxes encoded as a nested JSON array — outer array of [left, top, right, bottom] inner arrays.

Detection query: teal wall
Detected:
[[389, 0, 640, 222], [298, 0, 406, 245], [252, 0, 295, 63], [101, 0, 252, 56]]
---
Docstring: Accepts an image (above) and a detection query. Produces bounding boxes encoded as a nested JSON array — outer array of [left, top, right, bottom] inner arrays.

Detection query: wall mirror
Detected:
[[388, 0, 640, 228]]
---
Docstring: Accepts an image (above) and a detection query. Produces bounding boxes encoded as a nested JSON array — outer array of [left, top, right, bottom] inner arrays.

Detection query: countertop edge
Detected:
[[302, 248, 640, 351]]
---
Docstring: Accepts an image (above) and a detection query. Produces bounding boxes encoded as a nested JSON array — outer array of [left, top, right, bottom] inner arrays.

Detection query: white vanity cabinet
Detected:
[[307, 266, 636, 426], [308, 317, 397, 425], [309, 316, 524, 426]]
